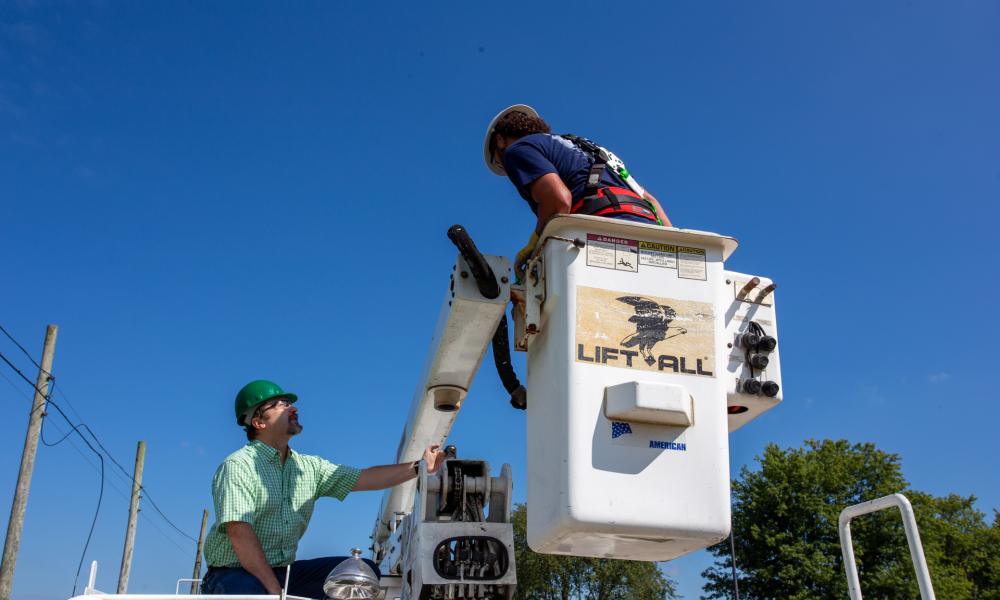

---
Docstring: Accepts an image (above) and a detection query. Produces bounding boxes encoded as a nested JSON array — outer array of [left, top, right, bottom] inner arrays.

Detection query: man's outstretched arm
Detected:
[[354, 444, 446, 491], [225, 522, 282, 595]]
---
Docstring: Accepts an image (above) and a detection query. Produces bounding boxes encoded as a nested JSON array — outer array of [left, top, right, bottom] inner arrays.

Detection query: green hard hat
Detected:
[[234, 379, 298, 425]]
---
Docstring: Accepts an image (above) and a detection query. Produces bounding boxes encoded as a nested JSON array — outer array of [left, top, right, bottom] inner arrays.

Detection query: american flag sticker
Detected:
[[611, 421, 633, 439]]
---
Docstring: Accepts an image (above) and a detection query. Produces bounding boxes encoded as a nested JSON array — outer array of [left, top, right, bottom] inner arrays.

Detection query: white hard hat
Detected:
[[483, 104, 539, 176]]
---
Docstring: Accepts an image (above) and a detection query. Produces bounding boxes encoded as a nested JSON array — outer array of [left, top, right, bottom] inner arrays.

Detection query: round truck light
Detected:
[[749, 354, 769, 369], [741, 379, 762, 394], [738, 332, 760, 348]]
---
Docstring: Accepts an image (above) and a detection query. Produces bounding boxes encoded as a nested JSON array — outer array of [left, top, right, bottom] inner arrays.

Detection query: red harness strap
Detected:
[[591, 203, 656, 219], [571, 187, 657, 222]]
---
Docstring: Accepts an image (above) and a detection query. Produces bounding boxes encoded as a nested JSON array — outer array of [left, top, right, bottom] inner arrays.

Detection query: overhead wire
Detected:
[[61, 403, 199, 543], [0, 323, 48, 373], [0, 323, 87, 423], [2, 369, 124, 495], [0, 342, 197, 542], [0, 360, 106, 597], [0, 370, 192, 559], [42, 410, 192, 557], [0, 344, 197, 592]]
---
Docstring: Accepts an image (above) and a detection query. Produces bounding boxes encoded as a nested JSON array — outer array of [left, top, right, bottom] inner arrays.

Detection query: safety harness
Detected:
[[571, 186, 658, 221], [560, 134, 662, 225]]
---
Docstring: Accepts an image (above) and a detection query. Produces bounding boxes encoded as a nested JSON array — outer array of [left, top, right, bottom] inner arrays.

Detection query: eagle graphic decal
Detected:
[[575, 285, 715, 378], [617, 296, 689, 366]]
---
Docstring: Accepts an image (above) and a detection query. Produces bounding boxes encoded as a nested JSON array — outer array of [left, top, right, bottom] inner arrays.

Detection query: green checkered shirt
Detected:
[[204, 440, 361, 567]]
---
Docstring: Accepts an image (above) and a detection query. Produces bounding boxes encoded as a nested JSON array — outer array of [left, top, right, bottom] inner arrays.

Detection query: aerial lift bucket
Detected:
[[514, 214, 783, 562]]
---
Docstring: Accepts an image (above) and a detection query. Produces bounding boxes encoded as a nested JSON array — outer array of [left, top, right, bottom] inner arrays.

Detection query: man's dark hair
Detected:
[[244, 422, 257, 440], [494, 111, 551, 140]]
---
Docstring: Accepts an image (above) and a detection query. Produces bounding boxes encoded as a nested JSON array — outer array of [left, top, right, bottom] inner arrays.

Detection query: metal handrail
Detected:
[[174, 579, 201, 595], [838, 493, 935, 600]]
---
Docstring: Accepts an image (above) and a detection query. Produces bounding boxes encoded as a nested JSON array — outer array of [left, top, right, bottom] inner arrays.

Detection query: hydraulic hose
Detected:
[[492, 314, 527, 409], [446, 225, 500, 300], [446, 225, 527, 410]]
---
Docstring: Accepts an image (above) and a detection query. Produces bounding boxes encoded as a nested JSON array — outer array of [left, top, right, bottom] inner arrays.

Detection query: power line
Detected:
[[0, 363, 106, 598], [0, 346, 198, 543], [0, 344, 198, 564], [0, 324, 47, 374], [1, 323, 86, 423], [71, 446, 103, 597], [2, 372, 192, 558], [41, 415, 192, 557], [55, 392, 199, 544], [26, 381, 106, 598], [0, 367, 29, 403]]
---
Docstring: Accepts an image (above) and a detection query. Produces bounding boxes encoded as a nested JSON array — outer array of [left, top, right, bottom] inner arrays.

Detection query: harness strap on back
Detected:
[[561, 134, 660, 224], [587, 161, 604, 192], [571, 187, 656, 222], [602, 187, 622, 210], [562, 134, 608, 196]]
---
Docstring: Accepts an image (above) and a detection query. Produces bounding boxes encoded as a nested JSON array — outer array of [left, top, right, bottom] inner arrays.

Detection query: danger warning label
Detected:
[[586, 234, 638, 272]]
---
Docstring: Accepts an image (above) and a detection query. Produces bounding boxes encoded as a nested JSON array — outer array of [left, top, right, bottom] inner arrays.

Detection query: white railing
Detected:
[[174, 579, 201, 595], [71, 561, 310, 599], [838, 493, 935, 600]]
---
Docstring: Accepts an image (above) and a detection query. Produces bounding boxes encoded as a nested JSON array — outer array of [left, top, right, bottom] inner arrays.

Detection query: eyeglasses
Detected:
[[254, 398, 292, 418]]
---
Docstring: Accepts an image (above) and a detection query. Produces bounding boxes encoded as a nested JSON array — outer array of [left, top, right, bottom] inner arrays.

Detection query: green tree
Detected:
[[511, 503, 677, 599], [895, 493, 1000, 600], [702, 439, 1000, 599]]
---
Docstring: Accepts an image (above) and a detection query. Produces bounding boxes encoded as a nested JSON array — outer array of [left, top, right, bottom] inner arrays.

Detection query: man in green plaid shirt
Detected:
[[201, 379, 445, 597]]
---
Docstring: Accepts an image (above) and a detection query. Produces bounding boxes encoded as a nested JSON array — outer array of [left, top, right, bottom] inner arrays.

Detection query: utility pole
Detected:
[[0, 324, 58, 600], [191, 509, 209, 593], [117, 441, 146, 594]]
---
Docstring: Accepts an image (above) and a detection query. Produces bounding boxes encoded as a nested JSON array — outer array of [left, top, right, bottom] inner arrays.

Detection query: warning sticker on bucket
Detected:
[[586, 233, 706, 279], [638, 241, 678, 269], [677, 246, 707, 280], [586, 234, 638, 272]]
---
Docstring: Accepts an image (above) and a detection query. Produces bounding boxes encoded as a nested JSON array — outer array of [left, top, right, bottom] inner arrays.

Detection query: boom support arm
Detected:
[[371, 250, 511, 559]]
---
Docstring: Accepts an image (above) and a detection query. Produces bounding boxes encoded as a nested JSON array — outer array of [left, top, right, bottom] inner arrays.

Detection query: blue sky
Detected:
[[2, 1, 998, 598]]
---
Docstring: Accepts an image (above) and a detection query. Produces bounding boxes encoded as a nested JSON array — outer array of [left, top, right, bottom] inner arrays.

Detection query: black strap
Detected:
[[603, 187, 622, 210], [562, 133, 607, 195], [587, 161, 605, 193]]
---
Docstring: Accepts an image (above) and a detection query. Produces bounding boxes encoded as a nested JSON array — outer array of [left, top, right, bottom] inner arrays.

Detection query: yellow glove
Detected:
[[514, 231, 540, 284]]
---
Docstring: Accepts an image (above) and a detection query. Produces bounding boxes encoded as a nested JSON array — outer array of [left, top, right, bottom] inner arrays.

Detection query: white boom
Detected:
[[370, 252, 511, 558]]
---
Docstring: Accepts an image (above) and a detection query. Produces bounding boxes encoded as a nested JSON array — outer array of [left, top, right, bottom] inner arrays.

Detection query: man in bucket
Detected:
[[484, 104, 672, 283]]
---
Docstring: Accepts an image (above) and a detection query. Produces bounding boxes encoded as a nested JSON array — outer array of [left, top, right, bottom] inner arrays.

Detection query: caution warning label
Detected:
[[638, 241, 678, 269], [677, 246, 707, 280]]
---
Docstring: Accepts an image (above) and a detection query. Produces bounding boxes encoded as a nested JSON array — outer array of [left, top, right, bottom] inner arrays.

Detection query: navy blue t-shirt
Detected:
[[502, 133, 629, 215]]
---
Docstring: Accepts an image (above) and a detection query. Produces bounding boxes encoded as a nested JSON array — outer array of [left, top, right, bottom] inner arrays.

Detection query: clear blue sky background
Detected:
[[2, 2, 998, 598]]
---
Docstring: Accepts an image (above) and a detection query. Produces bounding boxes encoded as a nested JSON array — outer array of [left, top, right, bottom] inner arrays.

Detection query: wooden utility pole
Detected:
[[0, 324, 58, 600], [117, 441, 146, 593], [191, 509, 209, 593]]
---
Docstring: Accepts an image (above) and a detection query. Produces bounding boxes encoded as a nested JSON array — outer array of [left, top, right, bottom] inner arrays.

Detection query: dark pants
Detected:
[[201, 556, 381, 599]]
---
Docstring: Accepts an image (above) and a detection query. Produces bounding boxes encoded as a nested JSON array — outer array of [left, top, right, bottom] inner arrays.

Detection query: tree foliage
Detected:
[[702, 439, 1000, 599], [511, 503, 677, 599]]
